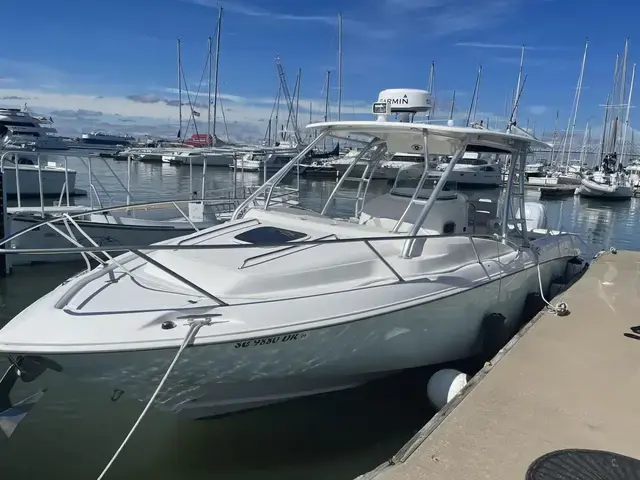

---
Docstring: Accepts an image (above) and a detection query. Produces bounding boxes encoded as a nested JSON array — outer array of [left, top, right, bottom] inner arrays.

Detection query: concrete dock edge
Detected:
[[358, 251, 597, 480]]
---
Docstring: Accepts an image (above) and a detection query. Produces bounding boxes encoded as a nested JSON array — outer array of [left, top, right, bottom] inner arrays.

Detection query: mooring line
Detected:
[[96, 318, 212, 480]]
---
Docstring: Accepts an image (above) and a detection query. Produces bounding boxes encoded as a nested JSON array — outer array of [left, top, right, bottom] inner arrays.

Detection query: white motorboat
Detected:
[[524, 162, 546, 178], [2, 183, 300, 268], [0, 155, 78, 197], [527, 172, 583, 187], [307, 150, 435, 180], [202, 150, 235, 167], [328, 150, 420, 180], [230, 151, 301, 174], [3, 200, 223, 266], [161, 150, 206, 166], [0, 90, 583, 421], [430, 152, 502, 188], [626, 161, 640, 187]]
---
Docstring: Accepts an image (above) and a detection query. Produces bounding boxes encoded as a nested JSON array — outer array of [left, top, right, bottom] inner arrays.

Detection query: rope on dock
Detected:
[[532, 246, 569, 317], [95, 317, 213, 480]]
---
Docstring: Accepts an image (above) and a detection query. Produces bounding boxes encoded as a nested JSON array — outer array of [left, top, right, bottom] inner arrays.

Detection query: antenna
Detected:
[[508, 74, 528, 129]]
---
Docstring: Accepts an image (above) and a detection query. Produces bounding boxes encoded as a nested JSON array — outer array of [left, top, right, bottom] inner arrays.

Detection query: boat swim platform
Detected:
[[361, 249, 640, 480]]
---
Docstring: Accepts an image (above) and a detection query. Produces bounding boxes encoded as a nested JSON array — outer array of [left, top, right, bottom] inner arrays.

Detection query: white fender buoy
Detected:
[[427, 369, 469, 410]]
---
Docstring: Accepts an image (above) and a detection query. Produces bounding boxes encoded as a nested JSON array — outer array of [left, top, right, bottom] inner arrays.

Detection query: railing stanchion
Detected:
[[13, 153, 21, 208], [37, 153, 45, 218], [88, 155, 94, 210], [63, 155, 70, 206], [126, 155, 132, 207]]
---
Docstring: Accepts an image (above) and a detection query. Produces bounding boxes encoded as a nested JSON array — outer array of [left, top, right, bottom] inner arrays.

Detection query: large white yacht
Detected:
[[0, 89, 583, 420], [0, 107, 68, 151], [0, 107, 78, 197], [78, 131, 136, 148]]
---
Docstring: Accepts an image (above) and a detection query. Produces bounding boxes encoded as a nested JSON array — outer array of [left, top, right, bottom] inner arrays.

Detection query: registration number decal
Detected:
[[234, 332, 308, 348]]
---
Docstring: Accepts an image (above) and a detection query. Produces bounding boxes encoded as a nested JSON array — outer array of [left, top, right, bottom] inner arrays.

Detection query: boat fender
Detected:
[[479, 312, 508, 358], [549, 276, 566, 300], [427, 369, 469, 410], [522, 293, 545, 322]]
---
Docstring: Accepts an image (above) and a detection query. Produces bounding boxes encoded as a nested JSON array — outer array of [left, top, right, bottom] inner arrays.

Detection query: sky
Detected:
[[1, 0, 638, 143]]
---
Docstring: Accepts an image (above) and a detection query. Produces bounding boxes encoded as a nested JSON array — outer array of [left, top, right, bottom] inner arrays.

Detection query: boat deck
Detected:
[[363, 249, 640, 480]]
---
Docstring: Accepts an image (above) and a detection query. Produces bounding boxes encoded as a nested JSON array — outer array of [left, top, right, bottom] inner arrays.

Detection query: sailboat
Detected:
[[530, 40, 589, 187], [577, 39, 635, 200], [0, 89, 584, 419]]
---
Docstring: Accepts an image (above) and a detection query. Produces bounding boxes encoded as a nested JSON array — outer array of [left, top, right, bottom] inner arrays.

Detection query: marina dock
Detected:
[[363, 249, 640, 480]]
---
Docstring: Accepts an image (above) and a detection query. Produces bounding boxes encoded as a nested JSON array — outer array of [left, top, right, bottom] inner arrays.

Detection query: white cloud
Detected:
[[184, 0, 397, 39], [455, 42, 527, 50], [381, 0, 523, 37], [0, 87, 376, 141], [454, 42, 573, 51], [0, 88, 181, 120]]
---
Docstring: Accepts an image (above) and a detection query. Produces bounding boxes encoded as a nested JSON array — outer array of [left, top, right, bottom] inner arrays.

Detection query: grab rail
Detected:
[[1, 229, 537, 312]]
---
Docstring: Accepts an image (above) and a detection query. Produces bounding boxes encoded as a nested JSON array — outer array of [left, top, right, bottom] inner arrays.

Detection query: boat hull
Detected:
[[202, 153, 235, 167], [3, 253, 574, 419], [576, 179, 633, 199], [334, 163, 396, 180], [2, 166, 77, 197], [6, 214, 215, 265], [528, 175, 582, 187]]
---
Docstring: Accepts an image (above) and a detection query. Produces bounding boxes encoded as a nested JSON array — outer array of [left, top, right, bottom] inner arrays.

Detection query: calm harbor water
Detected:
[[0, 158, 638, 479]]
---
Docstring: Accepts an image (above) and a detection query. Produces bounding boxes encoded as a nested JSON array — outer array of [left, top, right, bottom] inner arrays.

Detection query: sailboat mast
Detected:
[[579, 121, 590, 166], [427, 61, 435, 120], [449, 90, 456, 123], [177, 38, 182, 138], [337, 12, 343, 121], [465, 64, 482, 126], [323, 70, 331, 149], [212, 6, 223, 140], [618, 38, 630, 130], [473, 64, 482, 123], [274, 84, 281, 145], [565, 39, 589, 173], [550, 110, 559, 166], [609, 54, 620, 153], [620, 62, 636, 165], [295, 68, 301, 131], [513, 45, 525, 123], [207, 36, 212, 140], [599, 94, 610, 162]]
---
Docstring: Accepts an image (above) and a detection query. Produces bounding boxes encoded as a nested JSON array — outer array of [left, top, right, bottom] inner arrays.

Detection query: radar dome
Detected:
[[377, 88, 433, 122]]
